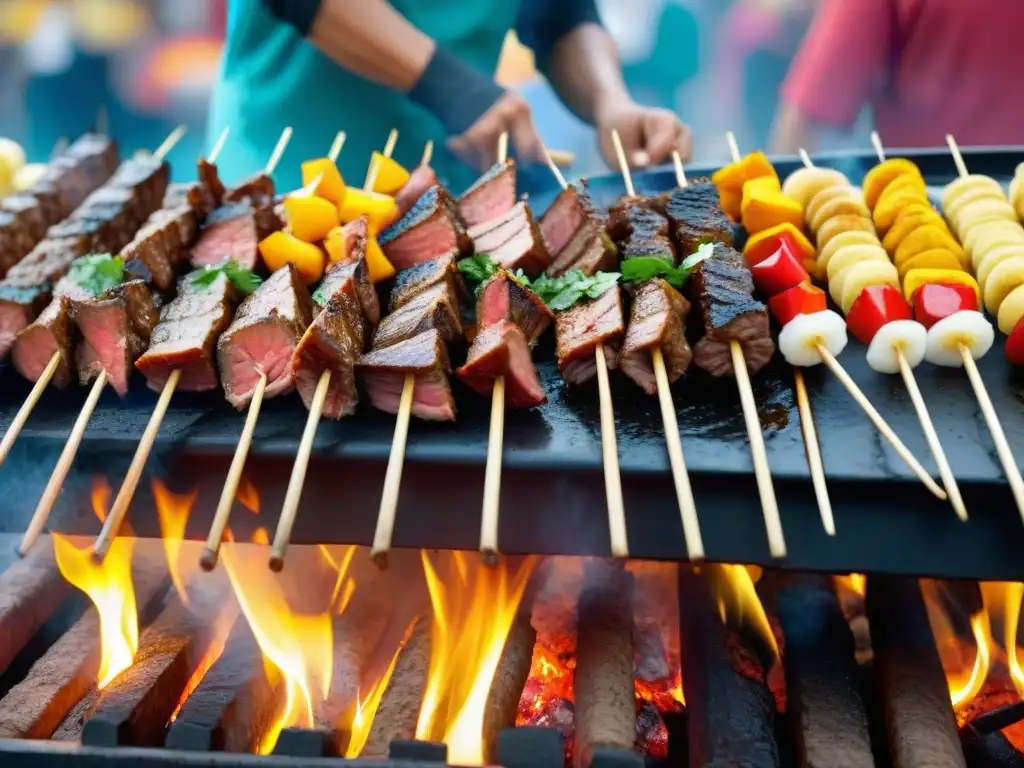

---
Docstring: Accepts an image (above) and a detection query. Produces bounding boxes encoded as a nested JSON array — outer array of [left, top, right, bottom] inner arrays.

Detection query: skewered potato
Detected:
[[836, 260, 900, 313], [982, 255, 1024, 314], [808, 192, 871, 234], [875, 173, 928, 210], [950, 197, 1017, 238], [778, 310, 848, 367], [997, 283, 1024, 335], [874, 188, 931, 234], [863, 158, 924, 210], [893, 224, 964, 268], [942, 174, 1004, 213], [816, 230, 881, 272], [945, 186, 1006, 224], [966, 220, 1024, 270], [977, 245, 1024, 292], [925, 310, 994, 366], [866, 320, 927, 374], [817, 214, 875, 252], [782, 167, 849, 208], [897, 249, 963, 280], [826, 243, 889, 282], [881, 204, 946, 254]]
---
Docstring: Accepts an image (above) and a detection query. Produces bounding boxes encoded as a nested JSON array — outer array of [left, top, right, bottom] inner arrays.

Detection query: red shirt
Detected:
[[782, 0, 1024, 147]]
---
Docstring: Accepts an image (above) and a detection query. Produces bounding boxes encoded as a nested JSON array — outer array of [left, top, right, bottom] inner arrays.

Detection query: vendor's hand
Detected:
[[448, 91, 545, 171], [596, 101, 693, 170]]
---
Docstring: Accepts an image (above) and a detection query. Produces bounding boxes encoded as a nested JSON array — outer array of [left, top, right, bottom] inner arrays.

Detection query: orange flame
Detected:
[[345, 620, 415, 758], [152, 480, 197, 607], [236, 475, 260, 514], [705, 564, 779, 661], [1003, 583, 1024, 696], [91, 476, 111, 524], [222, 529, 334, 753], [52, 534, 138, 688], [416, 552, 536, 765], [835, 573, 866, 597]]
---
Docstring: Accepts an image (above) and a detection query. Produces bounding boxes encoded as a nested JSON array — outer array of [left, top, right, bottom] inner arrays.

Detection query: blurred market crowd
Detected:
[[0, 0, 872, 184]]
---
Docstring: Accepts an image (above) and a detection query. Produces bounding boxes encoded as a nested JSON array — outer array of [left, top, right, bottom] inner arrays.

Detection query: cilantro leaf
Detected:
[[621, 243, 717, 289], [312, 285, 327, 306], [68, 253, 125, 296], [532, 268, 620, 312], [457, 253, 499, 285], [681, 242, 716, 270], [191, 259, 262, 295]]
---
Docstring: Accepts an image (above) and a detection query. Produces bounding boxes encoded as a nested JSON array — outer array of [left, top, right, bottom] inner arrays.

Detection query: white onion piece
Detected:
[[866, 320, 927, 374], [924, 311, 995, 367], [778, 310, 848, 367]]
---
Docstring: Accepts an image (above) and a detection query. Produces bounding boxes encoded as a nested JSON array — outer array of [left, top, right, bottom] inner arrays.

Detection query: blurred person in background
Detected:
[[772, 0, 1024, 153], [209, 0, 692, 192]]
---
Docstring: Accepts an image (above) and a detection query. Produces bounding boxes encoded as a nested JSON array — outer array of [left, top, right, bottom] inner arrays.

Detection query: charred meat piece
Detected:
[[197, 158, 227, 209], [122, 206, 197, 292], [380, 185, 471, 271], [476, 269, 553, 344], [108, 155, 170, 216], [466, 201, 550, 276], [190, 200, 282, 270], [2, 195, 47, 244], [554, 288, 625, 386], [690, 243, 773, 376], [663, 182, 735, 255], [458, 160, 516, 228], [5, 237, 91, 286], [225, 172, 275, 204], [619, 279, 692, 394], [546, 221, 617, 278], [611, 200, 675, 264], [27, 180, 68, 226], [136, 271, 241, 392], [573, 233, 619, 276], [329, 217, 368, 267], [389, 249, 465, 312], [315, 259, 380, 347], [0, 284, 54, 363], [0, 211, 37, 274], [539, 184, 592, 259], [358, 328, 455, 421], [457, 320, 546, 408], [71, 280, 159, 396], [372, 281, 461, 349], [217, 264, 313, 408]]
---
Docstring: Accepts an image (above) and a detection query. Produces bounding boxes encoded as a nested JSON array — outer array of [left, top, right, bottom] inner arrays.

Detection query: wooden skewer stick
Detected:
[[208, 126, 231, 164], [870, 133, 966, 519], [795, 146, 946, 501], [0, 351, 61, 467], [480, 133, 511, 564], [420, 140, 434, 168], [946, 134, 1024, 520], [270, 130, 394, 570], [723, 134, 786, 554], [153, 125, 188, 161], [96, 104, 108, 136], [547, 148, 576, 168], [264, 126, 293, 176]]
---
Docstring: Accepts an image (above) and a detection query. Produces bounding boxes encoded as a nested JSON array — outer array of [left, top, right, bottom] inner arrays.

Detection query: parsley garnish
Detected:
[[191, 259, 262, 295], [68, 253, 125, 295], [457, 254, 530, 296], [620, 242, 715, 288], [531, 269, 621, 311]]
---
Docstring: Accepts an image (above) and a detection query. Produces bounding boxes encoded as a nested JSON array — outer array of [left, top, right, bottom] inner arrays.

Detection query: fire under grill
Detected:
[[0, 530, 1020, 768]]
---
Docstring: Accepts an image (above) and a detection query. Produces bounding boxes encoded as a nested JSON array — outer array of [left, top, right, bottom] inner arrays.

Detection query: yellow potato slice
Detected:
[[997, 283, 1024, 335], [817, 214, 876, 253], [977, 245, 1024, 294], [893, 224, 965, 269], [881, 206, 945, 254], [781, 167, 849, 208], [816, 230, 881, 272], [944, 185, 1005, 223], [982, 255, 1024, 314], [863, 158, 924, 211], [808, 191, 871, 234], [873, 188, 930, 235], [875, 173, 928, 210], [942, 174, 1004, 212], [825, 243, 889, 282], [952, 198, 1017, 239], [968, 222, 1024, 271], [836, 261, 901, 314]]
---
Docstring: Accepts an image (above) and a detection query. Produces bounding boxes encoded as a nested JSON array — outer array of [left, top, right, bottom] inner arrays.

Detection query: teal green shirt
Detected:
[[209, 1, 518, 195]]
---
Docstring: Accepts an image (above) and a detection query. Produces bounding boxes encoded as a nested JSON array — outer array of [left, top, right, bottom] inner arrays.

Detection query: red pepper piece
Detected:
[[846, 284, 912, 344], [768, 281, 827, 326], [750, 238, 809, 295], [911, 282, 979, 329], [1007, 318, 1024, 365]]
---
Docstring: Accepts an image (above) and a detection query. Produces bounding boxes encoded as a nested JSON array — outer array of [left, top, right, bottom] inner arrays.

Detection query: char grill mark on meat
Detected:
[[389, 249, 466, 312], [2, 195, 47, 245], [217, 264, 313, 409], [457, 320, 546, 408], [316, 259, 380, 344], [190, 200, 282, 271], [225, 173, 275, 205], [458, 160, 517, 228], [72, 279, 159, 396], [610, 199, 675, 265], [358, 328, 455, 421], [554, 287, 625, 386], [476, 269, 553, 344], [539, 185, 591, 259], [545, 220, 618, 278], [466, 201, 551, 276], [135, 271, 241, 392], [619, 279, 692, 394], [372, 281, 462, 349], [689, 243, 773, 376], [379, 185, 471, 271], [663, 181, 735, 255]]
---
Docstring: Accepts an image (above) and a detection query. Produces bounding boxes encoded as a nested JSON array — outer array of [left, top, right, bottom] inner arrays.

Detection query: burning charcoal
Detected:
[[482, 608, 537, 764], [635, 698, 669, 760], [866, 576, 967, 768], [574, 561, 637, 768], [459, 159, 517, 228]]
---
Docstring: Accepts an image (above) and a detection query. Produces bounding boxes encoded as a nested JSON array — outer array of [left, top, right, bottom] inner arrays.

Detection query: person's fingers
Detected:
[[508, 104, 544, 165], [674, 124, 694, 163], [642, 112, 684, 165]]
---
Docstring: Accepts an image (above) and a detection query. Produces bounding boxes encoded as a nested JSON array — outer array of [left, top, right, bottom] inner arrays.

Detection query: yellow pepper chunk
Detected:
[[896, 249, 964, 280], [364, 234, 396, 283], [283, 194, 339, 243], [301, 158, 347, 205], [741, 185, 803, 236], [259, 230, 326, 285], [711, 159, 745, 196], [740, 151, 778, 184], [337, 187, 399, 231], [902, 268, 981, 306], [863, 158, 923, 210], [369, 152, 411, 195], [323, 225, 350, 264]]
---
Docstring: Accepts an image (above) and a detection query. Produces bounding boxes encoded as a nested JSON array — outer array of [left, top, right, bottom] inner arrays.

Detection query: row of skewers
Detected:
[[0, 120, 1019, 571]]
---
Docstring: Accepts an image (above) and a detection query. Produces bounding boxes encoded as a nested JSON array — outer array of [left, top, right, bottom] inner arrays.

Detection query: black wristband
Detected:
[[516, 0, 603, 73], [262, 0, 322, 36], [408, 46, 504, 136]]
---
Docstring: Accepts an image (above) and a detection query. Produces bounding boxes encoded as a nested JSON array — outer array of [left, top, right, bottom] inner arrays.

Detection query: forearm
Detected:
[[545, 24, 632, 125]]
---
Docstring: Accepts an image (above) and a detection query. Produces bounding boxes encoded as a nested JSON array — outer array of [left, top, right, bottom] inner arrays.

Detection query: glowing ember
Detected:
[[52, 533, 138, 689], [416, 552, 536, 766], [222, 529, 334, 753], [151, 480, 197, 606]]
